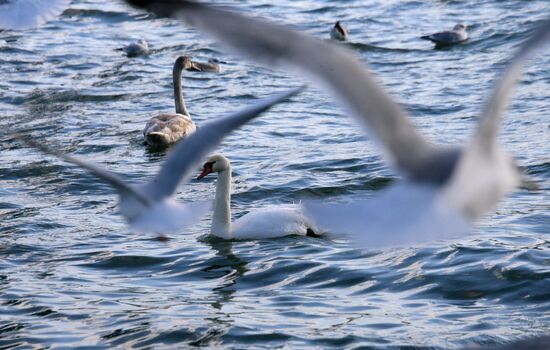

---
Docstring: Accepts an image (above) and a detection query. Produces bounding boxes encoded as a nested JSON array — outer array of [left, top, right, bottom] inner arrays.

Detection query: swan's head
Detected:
[[453, 23, 467, 32], [178, 55, 194, 70], [197, 154, 230, 180]]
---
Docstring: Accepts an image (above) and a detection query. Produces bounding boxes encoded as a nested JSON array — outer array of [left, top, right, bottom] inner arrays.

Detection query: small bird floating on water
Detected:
[[421, 23, 469, 47], [330, 21, 348, 42], [122, 38, 150, 57]]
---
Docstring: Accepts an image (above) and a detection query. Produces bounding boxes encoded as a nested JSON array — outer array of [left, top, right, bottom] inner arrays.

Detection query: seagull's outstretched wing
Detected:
[[441, 18, 550, 219], [305, 183, 470, 248], [476, 18, 550, 151], [0, 0, 70, 30], [142, 86, 305, 201], [124, 0, 436, 182], [17, 136, 151, 207]]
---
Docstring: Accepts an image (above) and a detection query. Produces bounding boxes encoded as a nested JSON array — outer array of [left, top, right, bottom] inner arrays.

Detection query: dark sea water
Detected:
[[1, 0, 549, 349]]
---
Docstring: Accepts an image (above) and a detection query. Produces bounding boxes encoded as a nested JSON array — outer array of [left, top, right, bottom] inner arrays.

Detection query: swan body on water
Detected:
[[124, 0, 549, 248], [421, 23, 468, 47], [330, 21, 348, 42], [18, 87, 304, 235], [143, 55, 196, 148], [197, 155, 319, 240], [123, 38, 150, 57], [0, 0, 69, 30]]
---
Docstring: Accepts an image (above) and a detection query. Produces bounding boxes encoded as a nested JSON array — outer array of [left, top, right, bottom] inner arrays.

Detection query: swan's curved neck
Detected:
[[211, 166, 232, 238], [173, 61, 189, 116]]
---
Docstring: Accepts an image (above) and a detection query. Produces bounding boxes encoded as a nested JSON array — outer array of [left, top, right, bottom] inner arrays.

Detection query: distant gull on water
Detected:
[[123, 0, 549, 248], [421, 23, 469, 47], [122, 38, 150, 57], [330, 21, 348, 42], [17, 87, 303, 236]]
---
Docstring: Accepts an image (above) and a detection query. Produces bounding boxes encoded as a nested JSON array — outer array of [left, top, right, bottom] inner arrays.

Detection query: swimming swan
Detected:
[[197, 154, 320, 239], [143, 55, 196, 148]]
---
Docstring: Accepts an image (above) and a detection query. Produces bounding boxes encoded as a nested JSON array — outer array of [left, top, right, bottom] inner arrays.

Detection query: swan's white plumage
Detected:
[[0, 0, 70, 30], [199, 155, 319, 240], [231, 204, 315, 240]]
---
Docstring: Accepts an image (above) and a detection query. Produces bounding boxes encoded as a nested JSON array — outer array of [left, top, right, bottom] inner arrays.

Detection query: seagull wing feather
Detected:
[[17, 136, 151, 206], [475, 18, 550, 152]]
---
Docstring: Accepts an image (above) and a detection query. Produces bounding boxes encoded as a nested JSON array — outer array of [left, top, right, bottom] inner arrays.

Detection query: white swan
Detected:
[[0, 0, 70, 30], [330, 21, 348, 42], [143, 55, 196, 148], [17, 87, 304, 235], [197, 154, 320, 240]]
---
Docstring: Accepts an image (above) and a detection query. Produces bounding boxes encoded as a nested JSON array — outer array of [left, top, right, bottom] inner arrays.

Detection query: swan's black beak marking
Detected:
[[197, 161, 215, 180]]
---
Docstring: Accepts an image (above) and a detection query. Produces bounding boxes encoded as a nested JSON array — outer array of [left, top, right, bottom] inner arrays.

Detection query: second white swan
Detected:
[[197, 154, 320, 240]]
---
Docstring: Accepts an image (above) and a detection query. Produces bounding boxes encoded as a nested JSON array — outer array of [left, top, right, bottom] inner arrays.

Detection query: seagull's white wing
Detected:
[[124, 0, 436, 182], [305, 183, 470, 248], [142, 86, 305, 201], [17, 136, 152, 207], [476, 18, 550, 151], [441, 18, 550, 219], [0, 0, 70, 30]]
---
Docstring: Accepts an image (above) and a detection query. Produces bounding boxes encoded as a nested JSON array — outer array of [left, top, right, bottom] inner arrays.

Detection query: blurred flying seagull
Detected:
[[17, 87, 304, 235], [0, 0, 70, 30], [421, 23, 469, 47], [123, 0, 549, 247]]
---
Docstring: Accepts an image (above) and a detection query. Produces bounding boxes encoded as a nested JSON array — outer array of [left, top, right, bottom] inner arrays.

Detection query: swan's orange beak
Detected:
[[197, 163, 213, 180]]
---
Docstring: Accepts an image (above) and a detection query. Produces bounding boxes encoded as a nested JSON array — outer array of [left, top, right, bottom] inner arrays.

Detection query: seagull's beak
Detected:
[[197, 165, 212, 180]]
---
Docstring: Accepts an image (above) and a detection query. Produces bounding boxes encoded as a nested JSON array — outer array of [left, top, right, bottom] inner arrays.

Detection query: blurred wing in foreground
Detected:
[[0, 0, 70, 30]]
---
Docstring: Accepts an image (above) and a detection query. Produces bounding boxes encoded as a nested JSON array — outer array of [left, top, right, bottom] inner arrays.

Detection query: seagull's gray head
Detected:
[[197, 154, 230, 180], [453, 23, 467, 32]]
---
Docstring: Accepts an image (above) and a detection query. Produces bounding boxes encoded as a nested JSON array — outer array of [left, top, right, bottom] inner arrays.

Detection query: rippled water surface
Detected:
[[1, 0, 549, 348]]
